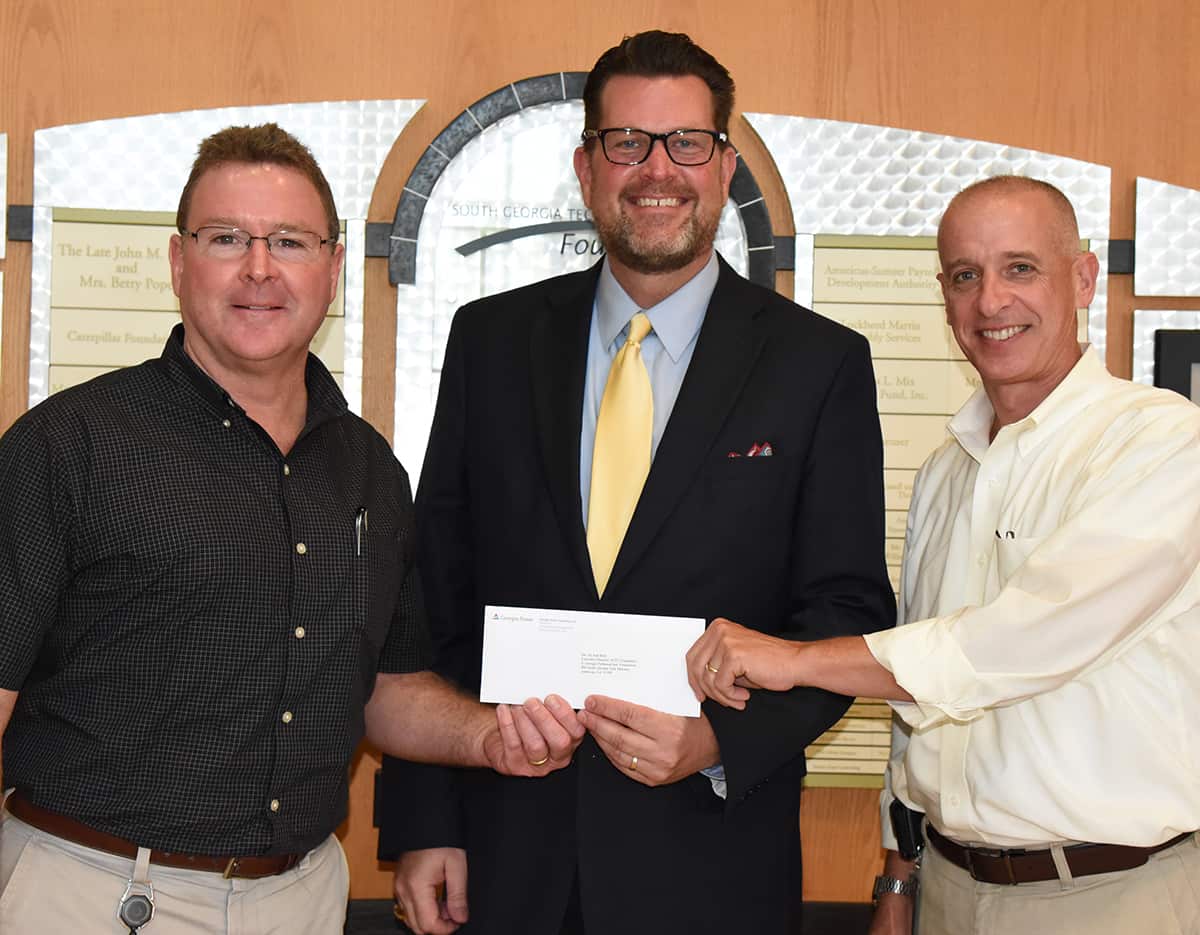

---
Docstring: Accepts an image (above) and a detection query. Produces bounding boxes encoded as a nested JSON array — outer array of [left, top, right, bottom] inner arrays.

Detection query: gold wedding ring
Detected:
[[705, 661, 720, 674], [529, 754, 550, 766], [393, 903, 408, 923], [630, 755, 638, 771]]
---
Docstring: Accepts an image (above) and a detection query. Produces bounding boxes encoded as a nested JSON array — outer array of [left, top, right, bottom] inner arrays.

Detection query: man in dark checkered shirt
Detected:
[[0, 124, 584, 934]]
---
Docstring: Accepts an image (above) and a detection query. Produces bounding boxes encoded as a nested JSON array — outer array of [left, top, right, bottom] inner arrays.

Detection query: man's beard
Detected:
[[593, 197, 722, 275]]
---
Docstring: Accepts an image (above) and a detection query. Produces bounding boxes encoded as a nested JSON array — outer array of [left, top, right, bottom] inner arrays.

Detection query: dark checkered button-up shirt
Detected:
[[0, 326, 430, 855]]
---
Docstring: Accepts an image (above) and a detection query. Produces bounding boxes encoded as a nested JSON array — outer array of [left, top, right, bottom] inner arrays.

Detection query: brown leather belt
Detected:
[[6, 792, 303, 879], [927, 823, 1193, 885]]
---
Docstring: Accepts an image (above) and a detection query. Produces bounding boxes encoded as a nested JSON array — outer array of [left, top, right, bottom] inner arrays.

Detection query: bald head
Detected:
[[934, 174, 1100, 429], [939, 176, 1082, 260]]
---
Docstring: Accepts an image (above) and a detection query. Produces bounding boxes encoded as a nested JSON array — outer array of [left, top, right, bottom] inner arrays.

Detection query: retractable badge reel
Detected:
[[117, 846, 155, 934]]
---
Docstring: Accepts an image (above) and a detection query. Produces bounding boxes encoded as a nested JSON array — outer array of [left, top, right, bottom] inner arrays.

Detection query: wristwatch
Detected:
[[872, 874, 918, 903]]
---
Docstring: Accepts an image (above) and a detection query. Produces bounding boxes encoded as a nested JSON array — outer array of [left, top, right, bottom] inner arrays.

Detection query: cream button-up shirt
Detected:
[[867, 348, 1200, 849]]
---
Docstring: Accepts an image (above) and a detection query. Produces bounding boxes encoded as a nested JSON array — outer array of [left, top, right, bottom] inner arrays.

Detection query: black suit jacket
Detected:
[[379, 258, 894, 935]]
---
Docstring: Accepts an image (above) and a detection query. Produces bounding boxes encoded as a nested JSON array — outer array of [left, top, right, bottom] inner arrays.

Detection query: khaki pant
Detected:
[[0, 808, 349, 934], [918, 832, 1200, 935]]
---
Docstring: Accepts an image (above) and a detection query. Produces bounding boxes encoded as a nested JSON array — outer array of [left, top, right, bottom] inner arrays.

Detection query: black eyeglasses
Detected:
[[581, 128, 728, 166], [180, 226, 336, 264]]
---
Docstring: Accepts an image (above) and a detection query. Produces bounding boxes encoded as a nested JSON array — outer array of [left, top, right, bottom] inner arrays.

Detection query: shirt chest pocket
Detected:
[[352, 510, 409, 652], [994, 533, 1045, 583]]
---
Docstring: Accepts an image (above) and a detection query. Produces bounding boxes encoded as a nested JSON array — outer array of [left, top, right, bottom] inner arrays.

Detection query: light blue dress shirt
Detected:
[[578, 252, 727, 796], [579, 253, 718, 528]]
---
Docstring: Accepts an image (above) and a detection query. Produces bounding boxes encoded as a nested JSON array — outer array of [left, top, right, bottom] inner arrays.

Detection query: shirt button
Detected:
[[281, 711, 293, 724], [949, 794, 961, 807], [295, 542, 307, 555], [294, 626, 306, 639], [976, 554, 986, 566], [269, 799, 280, 813], [221, 419, 231, 429], [283, 464, 290, 476]]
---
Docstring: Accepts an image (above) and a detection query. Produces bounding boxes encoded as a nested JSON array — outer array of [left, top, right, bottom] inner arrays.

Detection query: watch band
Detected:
[[872, 874, 918, 902]]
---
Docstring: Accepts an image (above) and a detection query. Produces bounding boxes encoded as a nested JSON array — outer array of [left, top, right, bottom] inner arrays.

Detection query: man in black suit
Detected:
[[379, 30, 894, 935]]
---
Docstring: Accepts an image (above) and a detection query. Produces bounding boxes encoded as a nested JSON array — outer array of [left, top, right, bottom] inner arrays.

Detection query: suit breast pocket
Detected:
[[698, 454, 797, 540], [708, 453, 788, 489]]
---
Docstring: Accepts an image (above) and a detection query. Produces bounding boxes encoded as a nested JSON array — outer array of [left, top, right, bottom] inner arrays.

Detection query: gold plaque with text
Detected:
[[875, 358, 979, 416], [816, 302, 963, 360]]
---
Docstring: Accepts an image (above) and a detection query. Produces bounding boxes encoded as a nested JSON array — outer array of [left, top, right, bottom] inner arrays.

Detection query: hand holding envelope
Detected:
[[687, 617, 912, 707], [577, 695, 720, 787], [487, 693, 586, 775], [480, 606, 719, 785], [685, 616, 798, 710], [691, 614, 912, 710]]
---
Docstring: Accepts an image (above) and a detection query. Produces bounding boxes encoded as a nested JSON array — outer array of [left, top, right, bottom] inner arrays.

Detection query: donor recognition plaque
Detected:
[[804, 700, 894, 779], [813, 234, 970, 593], [48, 208, 345, 395]]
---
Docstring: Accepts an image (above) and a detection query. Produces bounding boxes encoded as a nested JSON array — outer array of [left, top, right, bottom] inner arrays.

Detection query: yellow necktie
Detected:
[[587, 312, 654, 596]]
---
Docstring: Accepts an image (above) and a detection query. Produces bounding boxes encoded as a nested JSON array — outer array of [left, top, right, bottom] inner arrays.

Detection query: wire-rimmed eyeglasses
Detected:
[[180, 226, 336, 264]]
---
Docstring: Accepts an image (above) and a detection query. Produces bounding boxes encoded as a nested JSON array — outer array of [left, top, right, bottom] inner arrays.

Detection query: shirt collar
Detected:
[[946, 388, 995, 463], [948, 344, 1108, 462], [160, 323, 348, 426], [594, 253, 719, 362]]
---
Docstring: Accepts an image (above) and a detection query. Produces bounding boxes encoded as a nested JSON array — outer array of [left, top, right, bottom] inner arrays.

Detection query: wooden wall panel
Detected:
[[2, 0, 1198, 903]]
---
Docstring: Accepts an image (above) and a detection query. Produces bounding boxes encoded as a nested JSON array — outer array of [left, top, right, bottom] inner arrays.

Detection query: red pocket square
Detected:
[[728, 442, 775, 458]]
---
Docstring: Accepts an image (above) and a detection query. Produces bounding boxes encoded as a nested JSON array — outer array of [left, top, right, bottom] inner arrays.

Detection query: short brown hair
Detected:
[[175, 123, 339, 241], [583, 31, 735, 137]]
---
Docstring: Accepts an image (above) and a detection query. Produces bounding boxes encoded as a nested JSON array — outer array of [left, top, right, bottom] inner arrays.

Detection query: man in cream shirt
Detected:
[[687, 175, 1200, 934]]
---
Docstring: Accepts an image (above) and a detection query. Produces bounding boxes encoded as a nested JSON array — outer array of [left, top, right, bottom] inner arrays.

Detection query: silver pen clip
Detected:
[[355, 507, 368, 556]]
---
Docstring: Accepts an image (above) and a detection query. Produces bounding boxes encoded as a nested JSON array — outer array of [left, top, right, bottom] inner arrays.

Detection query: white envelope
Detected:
[[479, 605, 704, 717]]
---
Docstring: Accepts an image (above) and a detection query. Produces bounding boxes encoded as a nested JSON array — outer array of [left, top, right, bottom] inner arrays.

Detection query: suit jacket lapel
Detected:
[[530, 266, 601, 595], [606, 258, 767, 595]]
